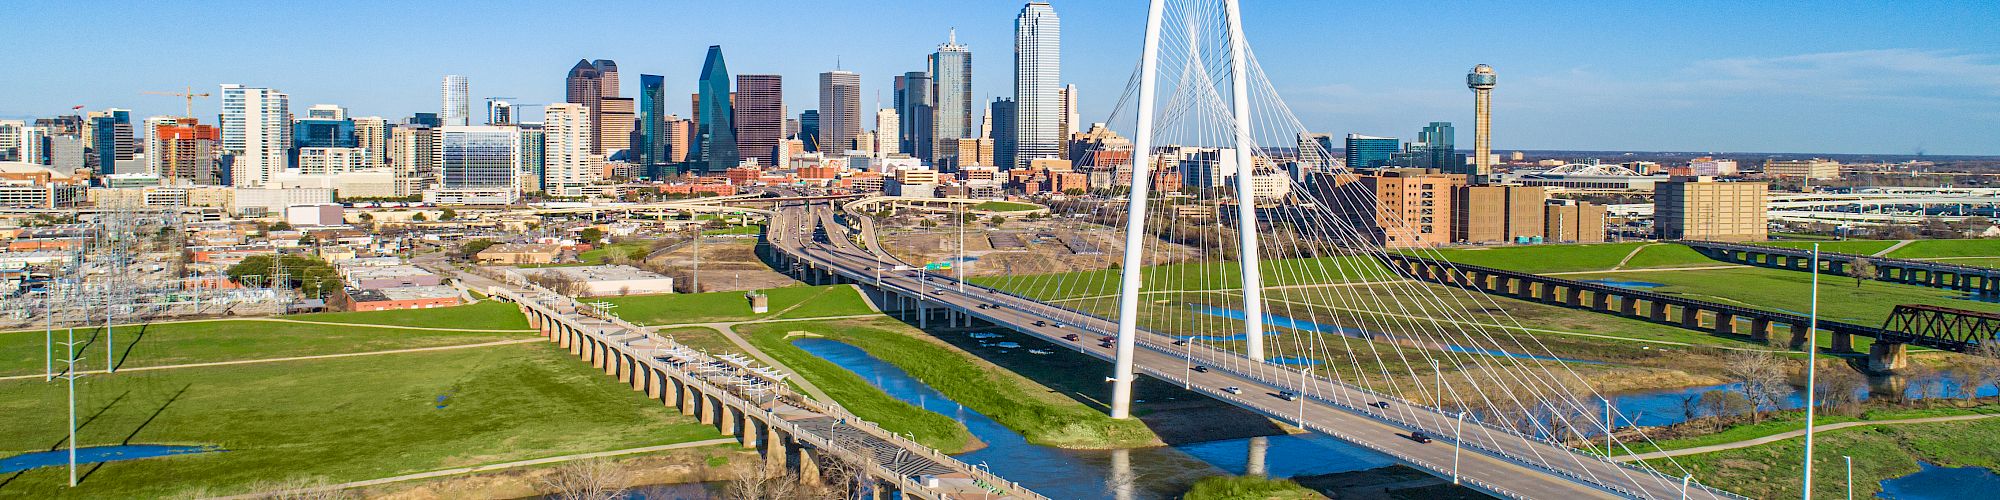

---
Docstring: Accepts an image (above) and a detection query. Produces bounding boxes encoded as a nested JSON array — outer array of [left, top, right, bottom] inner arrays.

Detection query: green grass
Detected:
[[599, 285, 876, 325], [703, 224, 763, 236], [1646, 411, 2000, 500], [516, 241, 654, 268], [1886, 239, 2000, 259], [279, 300, 531, 330], [1184, 475, 1327, 500], [1756, 239, 1900, 255], [0, 342, 719, 498], [1566, 266, 2000, 326], [970, 201, 1042, 212], [971, 256, 1394, 302], [1419, 242, 1714, 273], [0, 319, 527, 377], [732, 321, 975, 453], [751, 317, 1156, 449], [655, 326, 744, 355]]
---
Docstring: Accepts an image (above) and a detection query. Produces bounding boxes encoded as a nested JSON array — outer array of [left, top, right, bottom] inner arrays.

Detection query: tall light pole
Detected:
[[1223, 0, 1265, 362], [1296, 366, 1309, 424], [1452, 411, 1466, 485], [1843, 455, 1852, 500], [1109, 0, 1166, 420], [1803, 244, 1821, 500]]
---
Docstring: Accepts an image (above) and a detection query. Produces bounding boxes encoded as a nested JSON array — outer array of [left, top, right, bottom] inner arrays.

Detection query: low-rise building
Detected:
[[333, 285, 462, 311], [475, 243, 562, 265], [521, 265, 674, 297], [1761, 158, 1841, 180]]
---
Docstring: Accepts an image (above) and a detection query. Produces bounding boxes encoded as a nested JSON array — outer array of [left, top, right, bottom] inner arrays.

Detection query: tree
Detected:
[[269, 221, 293, 232], [1848, 257, 1876, 287], [1978, 343, 2000, 399], [989, 215, 1008, 225], [1814, 364, 1867, 416], [412, 212, 428, 222], [357, 212, 374, 222], [226, 254, 340, 298], [579, 227, 604, 243], [538, 459, 626, 500], [920, 219, 938, 228], [1699, 390, 1753, 419], [457, 239, 497, 260], [1725, 350, 1790, 422], [440, 208, 457, 221]]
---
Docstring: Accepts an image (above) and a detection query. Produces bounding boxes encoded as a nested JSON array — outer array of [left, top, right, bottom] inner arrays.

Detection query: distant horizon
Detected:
[[3, 1, 1996, 156]]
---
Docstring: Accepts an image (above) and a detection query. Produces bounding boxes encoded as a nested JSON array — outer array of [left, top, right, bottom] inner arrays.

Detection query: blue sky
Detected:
[[4, 0, 1997, 155]]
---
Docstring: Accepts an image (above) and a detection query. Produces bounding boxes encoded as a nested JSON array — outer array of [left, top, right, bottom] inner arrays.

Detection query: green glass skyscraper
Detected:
[[696, 46, 737, 173], [638, 74, 669, 177]]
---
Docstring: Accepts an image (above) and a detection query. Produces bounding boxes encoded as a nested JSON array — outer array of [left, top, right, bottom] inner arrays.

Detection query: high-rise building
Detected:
[[487, 100, 513, 125], [0, 120, 22, 162], [594, 59, 619, 98], [930, 30, 973, 167], [819, 70, 862, 155], [1013, 1, 1061, 168], [304, 104, 345, 120], [1344, 134, 1397, 170], [407, 113, 441, 128], [1452, 185, 1546, 244], [441, 75, 470, 126], [1296, 133, 1335, 170], [151, 117, 220, 185], [665, 117, 691, 165], [695, 46, 738, 172], [87, 109, 134, 175], [1057, 84, 1078, 158], [353, 117, 389, 168], [1655, 176, 1768, 242], [566, 59, 619, 154], [638, 74, 670, 171], [799, 110, 820, 152], [542, 103, 597, 197], [991, 98, 1018, 171], [1467, 64, 1496, 179], [296, 147, 369, 175], [1325, 168, 1464, 248], [437, 125, 523, 199], [734, 74, 784, 165], [873, 108, 899, 158], [895, 72, 934, 161], [598, 96, 634, 156], [388, 125, 436, 196], [220, 84, 290, 188], [1393, 122, 1464, 172], [1761, 158, 1842, 180]]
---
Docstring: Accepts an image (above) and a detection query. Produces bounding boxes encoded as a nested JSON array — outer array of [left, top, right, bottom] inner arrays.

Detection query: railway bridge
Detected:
[[1680, 240, 2000, 296]]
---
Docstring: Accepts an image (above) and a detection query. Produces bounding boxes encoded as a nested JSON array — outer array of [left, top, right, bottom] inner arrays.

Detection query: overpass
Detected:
[[489, 279, 1043, 500], [765, 200, 1743, 500]]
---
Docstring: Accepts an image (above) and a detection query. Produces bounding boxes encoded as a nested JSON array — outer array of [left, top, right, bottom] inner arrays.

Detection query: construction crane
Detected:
[[142, 86, 212, 118]]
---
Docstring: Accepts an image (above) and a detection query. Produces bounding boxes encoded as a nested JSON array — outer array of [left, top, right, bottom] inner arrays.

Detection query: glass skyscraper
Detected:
[[1013, 1, 1060, 169], [930, 30, 972, 167], [1344, 134, 1398, 169], [439, 125, 522, 192], [220, 84, 290, 187], [441, 75, 470, 127], [896, 72, 934, 161], [696, 46, 737, 172], [88, 109, 131, 175], [991, 98, 1018, 172], [638, 74, 668, 175], [799, 110, 820, 153]]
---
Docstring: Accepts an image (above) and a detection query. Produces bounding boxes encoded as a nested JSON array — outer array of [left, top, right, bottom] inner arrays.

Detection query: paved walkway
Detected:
[[1609, 243, 1660, 271], [650, 313, 892, 404], [0, 338, 540, 381], [1615, 413, 2000, 461], [215, 438, 740, 499], [1873, 239, 1915, 257]]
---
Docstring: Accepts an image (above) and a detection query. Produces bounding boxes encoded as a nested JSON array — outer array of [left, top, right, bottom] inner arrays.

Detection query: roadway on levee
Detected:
[[767, 199, 1738, 500]]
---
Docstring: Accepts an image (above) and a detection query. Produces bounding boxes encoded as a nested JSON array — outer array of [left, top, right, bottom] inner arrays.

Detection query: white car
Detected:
[[1222, 386, 1243, 395]]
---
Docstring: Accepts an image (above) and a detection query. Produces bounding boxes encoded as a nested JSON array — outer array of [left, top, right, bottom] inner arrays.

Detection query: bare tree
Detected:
[[1700, 390, 1753, 419], [1848, 258, 1876, 287], [1814, 365, 1867, 416], [1979, 343, 2000, 398], [1945, 362, 1984, 400], [726, 463, 805, 500], [1678, 393, 1704, 422], [1726, 350, 1791, 422], [539, 459, 628, 500]]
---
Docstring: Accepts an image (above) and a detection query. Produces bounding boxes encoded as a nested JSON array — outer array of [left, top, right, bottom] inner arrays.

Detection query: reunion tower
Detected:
[[1467, 64, 1496, 179]]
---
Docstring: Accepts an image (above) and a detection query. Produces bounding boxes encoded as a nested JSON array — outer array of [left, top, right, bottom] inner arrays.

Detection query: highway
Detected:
[[765, 199, 1742, 500]]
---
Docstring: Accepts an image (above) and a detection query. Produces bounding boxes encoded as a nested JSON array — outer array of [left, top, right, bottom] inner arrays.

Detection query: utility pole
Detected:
[[60, 321, 82, 486], [691, 224, 702, 293]]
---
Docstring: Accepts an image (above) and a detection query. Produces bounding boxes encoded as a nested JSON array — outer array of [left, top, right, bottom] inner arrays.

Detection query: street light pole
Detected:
[[1296, 367, 1309, 424], [1605, 397, 1614, 455], [1452, 411, 1465, 485], [1803, 244, 1821, 500], [1844, 455, 1852, 500]]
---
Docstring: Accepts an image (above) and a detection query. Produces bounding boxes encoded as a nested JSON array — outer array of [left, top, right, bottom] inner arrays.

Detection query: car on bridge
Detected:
[[1192, 365, 1209, 373], [1062, 334, 1079, 341], [1408, 432, 1432, 444], [1223, 386, 1243, 395], [1171, 339, 1189, 346], [1276, 391, 1298, 401]]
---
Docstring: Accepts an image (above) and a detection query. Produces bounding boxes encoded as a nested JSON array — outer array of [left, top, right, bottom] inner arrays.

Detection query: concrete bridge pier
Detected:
[[1679, 305, 1702, 329], [1749, 318, 1771, 343], [1618, 296, 1639, 317], [1713, 312, 1736, 335], [1831, 330, 1854, 353], [1868, 342, 1910, 373], [1245, 436, 1269, 477], [1648, 300, 1669, 322]]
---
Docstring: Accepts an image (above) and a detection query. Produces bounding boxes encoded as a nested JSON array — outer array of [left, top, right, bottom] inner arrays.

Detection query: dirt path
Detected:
[[0, 338, 541, 381], [214, 438, 740, 499], [1873, 239, 1914, 257], [1614, 413, 2000, 461], [1610, 243, 1660, 271]]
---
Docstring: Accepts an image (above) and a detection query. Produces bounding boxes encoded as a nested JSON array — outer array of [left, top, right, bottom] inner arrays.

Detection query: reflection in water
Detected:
[[1186, 304, 1599, 364], [792, 338, 1394, 499], [1606, 377, 1998, 429], [1877, 462, 2000, 499]]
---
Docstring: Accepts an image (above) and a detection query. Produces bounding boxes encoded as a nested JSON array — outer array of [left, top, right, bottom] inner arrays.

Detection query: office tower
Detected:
[[665, 117, 691, 165], [220, 84, 290, 187], [487, 100, 513, 125], [151, 117, 220, 185], [87, 109, 134, 174], [1762, 158, 1842, 180], [953, 137, 994, 167], [0, 120, 21, 161], [598, 96, 634, 156], [438, 125, 524, 199], [293, 114, 355, 149], [1452, 185, 1546, 244], [895, 72, 934, 161], [1344, 134, 1397, 169], [1295, 132, 1335, 170], [734, 74, 784, 165], [407, 113, 441, 128], [296, 147, 369, 175], [1013, 1, 1061, 168], [543, 103, 595, 196], [17, 126, 48, 165], [566, 59, 619, 154], [353, 117, 388, 168], [517, 123, 545, 193], [1466, 64, 1496, 178], [819, 70, 862, 155], [441, 75, 470, 126], [47, 135, 86, 173], [638, 74, 669, 169], [874, 108, 899, 158], [304, 104, 345, 120], [594, 59, 619, 98], [991, 98, 1018, 172], [930, 30, 973, 166], [389, 125, 437, 196], [1655, 176, 1768, 241], [799, 110, 820, 152], [695, 46, 737, 172], [142, 116, 173, 175], [1057, 84, 1078, 158]]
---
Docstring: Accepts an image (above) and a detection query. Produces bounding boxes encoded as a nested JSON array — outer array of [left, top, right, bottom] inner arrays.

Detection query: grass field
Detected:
[[600, 285, 875, 325], [1184, 475, 1327, 500], [970, 201, 1042, 212], [1756, 239, 1900, 255], [0, 341, 720, 498], [1888, 239, 2000, 259], [655, 326, 743, 355], [0, 319, 527, 377], [1566, 266, 2000, 325], [703, 224, 764, 236], [516, 241, 654, 268], [1624, 404, 2000, 456], [970, 256, 1395, 302], [1419, 242, 1717, 274], [1647, 411, 2000, 499], [731, 321, 975, 453], [279, 300, 531, 330]]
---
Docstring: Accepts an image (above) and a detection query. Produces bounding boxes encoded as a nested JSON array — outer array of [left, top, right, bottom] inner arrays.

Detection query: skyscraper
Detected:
[[991, 98, 1018, 172], [353, 117, 389, 168], [895, 72, 934, 161], [542, 103, 595, 197], [735, 74, 784, 165], [1057, 84, 1079, 159], [1467, 64, 1496, 179], [388, 125, 437, 196], [695, 46, 738, 172], [819, 70, 862, 154], [1344, 134, 1397, 170], [638, 74, 670, 172], [151, 117, 220, 185], [438, 125, 523, 202], [598, 96, 634, 156], [1013, 1, 1061, 168], [87, 109, 132, 175], [517, 124, 546, 193], [874, 108, 899, 158], [487, 100, 513, 125], [930, 30, 973, 168], [798, 110, 820, 152], [219, 84, 290, 187], [441, 75, 470, 126], [566, 59, 619, 154]]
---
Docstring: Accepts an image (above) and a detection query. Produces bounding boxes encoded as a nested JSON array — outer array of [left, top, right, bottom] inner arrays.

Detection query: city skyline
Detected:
[[3, 1, 1998, 155]]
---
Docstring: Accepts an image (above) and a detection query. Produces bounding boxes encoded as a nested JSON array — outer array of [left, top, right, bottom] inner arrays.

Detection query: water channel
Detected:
[[1186, 304, 1600, 364], [0, 445, 219, 474], [792, 338, 1397, 499]]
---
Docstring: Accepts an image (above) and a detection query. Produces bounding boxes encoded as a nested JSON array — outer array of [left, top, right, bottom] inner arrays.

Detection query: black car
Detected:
[[1171, 339, 1189, 346], [1192, 366, 1209, 373], [1409, 432, 1432, 444], [1033, 320, 1047, 327], [1062, 334, 1080, 341], [1368, 401, 1389, 409]]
